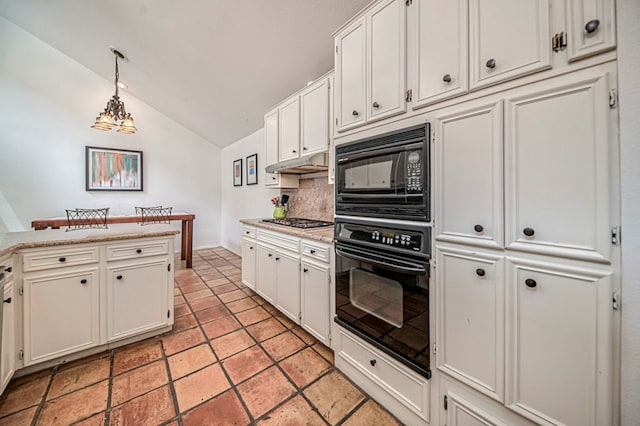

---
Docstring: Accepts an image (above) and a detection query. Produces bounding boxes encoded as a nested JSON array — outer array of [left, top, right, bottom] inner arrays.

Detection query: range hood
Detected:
[[265, 152, 328, 174]]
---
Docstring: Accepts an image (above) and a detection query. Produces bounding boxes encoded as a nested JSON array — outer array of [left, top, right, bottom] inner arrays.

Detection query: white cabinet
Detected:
[[412, 0, 468, 108], [335, 0, 406, 132], [301, 77, 331, 156], [273, 250, 300, 322], [505, 257, 614, 426], [264, 108, 299, 189], [278, 96, 300, 162], [504, 70, 613, 262], [435, 100, 503, 249], [436, 247, 505, 402], [256, 244, 277, 304], [1, 278, 15, 394], [241, 229, 257, 290], [106, 258, 170, 342], [469, 0, 551, 90], [23, 266, 100, 366], [301, 259, 331, 346], [566, 0, 616, 62]]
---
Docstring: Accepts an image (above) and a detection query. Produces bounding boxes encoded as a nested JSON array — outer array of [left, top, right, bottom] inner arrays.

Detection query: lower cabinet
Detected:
[[241, 237, 256, 290], [300, 260, 331, 346], [23, 266, 100, 366], [256, 244, 278, 304], [256, 243, 300, 322], [106, 257, 170, 342], [1, 279, 15, 394]]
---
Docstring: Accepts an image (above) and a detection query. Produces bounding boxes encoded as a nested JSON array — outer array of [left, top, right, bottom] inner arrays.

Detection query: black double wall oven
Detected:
[[334, 123, 432, 379]]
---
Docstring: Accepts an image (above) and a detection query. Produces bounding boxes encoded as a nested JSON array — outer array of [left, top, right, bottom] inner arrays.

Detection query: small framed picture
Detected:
[[233, 159, 243, 186], [86, 146, 143, 191], [246, 153, 258, 185]]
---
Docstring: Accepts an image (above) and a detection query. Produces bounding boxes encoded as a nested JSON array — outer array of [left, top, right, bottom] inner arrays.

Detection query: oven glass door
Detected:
[[335, 243, 430, 377]]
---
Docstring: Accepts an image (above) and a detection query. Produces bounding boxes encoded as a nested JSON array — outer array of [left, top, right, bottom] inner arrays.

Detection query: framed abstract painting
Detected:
[[233, 158, 243, 186], [246, 153, 258, 185], [86, 146, 143, 191]]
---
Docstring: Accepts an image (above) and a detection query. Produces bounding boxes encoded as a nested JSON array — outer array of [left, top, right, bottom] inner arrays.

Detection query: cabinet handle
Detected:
[[272, 176, 276, 180], [275, 257, 280, 261], [442, 74, 452, 83], [80, 279, 87, 284], [525, 278, 537, 288], [59, 257, 66, 262], [3, 297, 11, 304], [245, 231, 250, 234], [474, 224, 484, 233], [4, 266, 12, 273], [136, 248, 142, 254], [249, 246, 254, 250], [310, 249, 316, 254], [292, 150, 297, 153], [116, 275, 123, 280], [485, 58, 496, 69], [268, 253, 272, 257], [352, 110, 359, 116], [372, 102, 380, 108], [523, 227, 535, 237], [476, 268, 486, 277], [303, 268, 309, 272], [370, 359, 377, 367], [303, 147, 307, 151], [585, 19, 600, 33]]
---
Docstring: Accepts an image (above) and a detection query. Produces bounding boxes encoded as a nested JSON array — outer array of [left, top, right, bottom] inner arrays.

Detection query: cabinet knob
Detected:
[[523, 227, 535, 237], [352, 110, 359, 116], [116, 275, 123, 280], [474, 224, 484, 233], [249, 246, 254, 250], [245, 231, 250, 234], [476, 268, 486, 277], [372, 102, 380, 108], [442, 74, 452, 83], [310, 249, 316, 254], [585, 19, 600, 33], [485, 58, 496, 69], [303, 147, 307, 151], [303, 268, 309, 272], [275, 257, 280, 261], [272, 176, 276, 180], [59, 257, 66, 262], [80, 279, 87, 284], [370, 359, 377, 367], [136, 248, 142, 254], [268, 253, 272, 257], [525, 278, 537, 288], [4, 266, 12, 273], [3, 297, 11, 304], [292, 150, 297, 153]]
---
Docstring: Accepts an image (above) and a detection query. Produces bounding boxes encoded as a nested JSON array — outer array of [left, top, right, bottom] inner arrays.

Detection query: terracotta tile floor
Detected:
[[0, 248, 402, 425]]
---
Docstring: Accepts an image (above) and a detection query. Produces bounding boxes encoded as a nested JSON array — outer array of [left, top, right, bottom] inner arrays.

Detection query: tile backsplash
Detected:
[[281, 177, 334, 222]]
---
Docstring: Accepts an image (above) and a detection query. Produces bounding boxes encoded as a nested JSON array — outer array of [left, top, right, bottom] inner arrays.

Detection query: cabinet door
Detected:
[[335, 17, 366, 131], [504, 71, 613, 262], [413, 0, 468, 108], [367, 0, 406, 121], [241, 238, 256, 290], [505, 258, 614, 426], [301, 261, 330, 345], [278, 96, 300, 162], [1, 280, 15, 394], [23, 267, 100, 365], [436, 247, 505, 402], [469, 0, 551, 90], [566, 0, 616, 62], [106, 258, 170, 342], [435, 101, 503, 248], [256, 244, 276, 303], [300, 77, 329, 156], [274, 250, 300, 323], [264, 108, 281, 186]]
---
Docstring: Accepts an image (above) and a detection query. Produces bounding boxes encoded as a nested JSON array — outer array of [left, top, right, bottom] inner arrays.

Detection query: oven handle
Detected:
[[336, 247, 427, 274]]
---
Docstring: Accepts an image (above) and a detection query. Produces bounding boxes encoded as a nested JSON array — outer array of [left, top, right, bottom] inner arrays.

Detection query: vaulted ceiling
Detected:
[[0, 0, 371, 147]]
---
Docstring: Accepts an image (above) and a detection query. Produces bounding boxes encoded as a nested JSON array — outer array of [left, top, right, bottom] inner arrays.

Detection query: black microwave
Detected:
[[335, 123, 430, 221]]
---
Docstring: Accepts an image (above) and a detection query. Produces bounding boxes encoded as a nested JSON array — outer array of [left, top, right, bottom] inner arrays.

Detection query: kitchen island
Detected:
[[0, 224, 178, 394]]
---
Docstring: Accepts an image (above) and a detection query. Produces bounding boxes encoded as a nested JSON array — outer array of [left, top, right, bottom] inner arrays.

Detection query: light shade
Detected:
[[117, 115, 137, 134], [91, 111, 116, 130]]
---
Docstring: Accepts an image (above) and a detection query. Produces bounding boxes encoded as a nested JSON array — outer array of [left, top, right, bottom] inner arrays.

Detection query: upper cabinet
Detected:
[[278, 96, 300, 162], [566, 0, 616, 62], [264, 108, 299, 188], [469, 0, 551, 90], [300, 77, 331, 156], [335, 0, 406, 132]]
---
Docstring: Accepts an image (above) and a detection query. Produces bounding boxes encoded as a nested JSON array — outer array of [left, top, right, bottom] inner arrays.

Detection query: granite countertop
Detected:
[[240, 219, 334, 244], [0, 223, 180, 257]]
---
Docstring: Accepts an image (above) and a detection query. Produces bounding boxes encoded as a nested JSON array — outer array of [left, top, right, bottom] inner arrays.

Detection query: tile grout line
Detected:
[[159, 338, 184, 426], [30, 364, 58, 426], [103, 348, 115, 426]]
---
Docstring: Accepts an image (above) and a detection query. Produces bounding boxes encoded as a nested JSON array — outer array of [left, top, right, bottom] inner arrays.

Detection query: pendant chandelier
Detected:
[[91, 48, 137, 134]]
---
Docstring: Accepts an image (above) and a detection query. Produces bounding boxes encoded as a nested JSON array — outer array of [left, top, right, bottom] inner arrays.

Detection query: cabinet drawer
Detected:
[[242, 226, 256, 239], [337, 330, 429, 419], [301, 241, 330, 263], [257, 230, 299, 253], [106, 239, 169, 261], [23, 246, 99, 272]]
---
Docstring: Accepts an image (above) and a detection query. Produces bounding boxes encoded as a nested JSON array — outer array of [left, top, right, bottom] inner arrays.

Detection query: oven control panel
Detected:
[[406, 151, 422, 193], [370, 231, 421, 250], [337, 222, 426, 253]]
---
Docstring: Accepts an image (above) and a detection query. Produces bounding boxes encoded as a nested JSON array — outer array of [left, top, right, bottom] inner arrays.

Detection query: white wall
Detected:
[[617, 1, 640, 425], [0, 17, 222, 249], [220, 128, 279, 255]]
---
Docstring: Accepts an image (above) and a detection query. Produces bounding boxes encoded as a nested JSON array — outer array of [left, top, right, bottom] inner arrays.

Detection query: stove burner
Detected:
[[262, 218, 334, 229]]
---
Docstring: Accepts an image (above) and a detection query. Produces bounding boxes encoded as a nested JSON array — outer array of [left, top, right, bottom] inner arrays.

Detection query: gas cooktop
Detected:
[[262, 218, 334, 229]]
